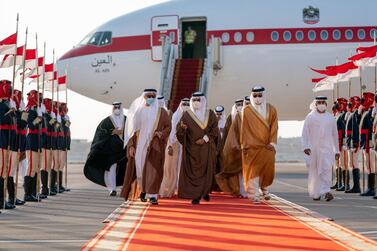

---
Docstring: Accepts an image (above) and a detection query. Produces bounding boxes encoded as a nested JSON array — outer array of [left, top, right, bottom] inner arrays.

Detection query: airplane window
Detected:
[[320, 30, 328, 41], [358, 29, 366, 40], [333, 30, 341, 40], [246, 32, 254, 42], [87, 32, 103, 46], [370, 29, 377, 40], [271, 31, 279, 42], [308, 30, 316, 41], [79, 33, 94, 45], [283, 31, 291, 41], [234, 32, 242, 43], [295, 31, 304, 41], [99, 32, 112, 46], [222, 32, 230, 43], [345, 30, 353, 40]]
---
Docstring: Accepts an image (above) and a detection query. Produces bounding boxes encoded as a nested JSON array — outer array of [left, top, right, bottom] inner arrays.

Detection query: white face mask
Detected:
[[113, 108, 121, 116], [317, 104, 327, 113], [236, 106, 242, 112], [253, 97, 263, 105], [192, 101, 201, 110], [182, 106, 190, 112]]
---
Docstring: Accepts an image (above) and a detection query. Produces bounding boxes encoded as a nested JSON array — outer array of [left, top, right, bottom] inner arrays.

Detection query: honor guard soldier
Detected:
[[49, 101, 60, 194], [7, 89, 27, 207], [345, 96, 362, 194], [0, 80, 15, 209], [24, 90, 44, 202], [332, 98, 349, 191], [359, 92, 375, 196], [40, 98, 54, 196], [59, 102, 70, 192]]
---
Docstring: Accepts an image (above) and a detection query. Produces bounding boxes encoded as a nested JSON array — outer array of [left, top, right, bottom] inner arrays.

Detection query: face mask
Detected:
[[317, 104, 327, 113], [253, 97, 263, 105], [113, 108, 121, 116], [236, 106, 242, 112], [192, 101, 201, 109], [146, 98, 155, 106], [182, 106, 190, 112]]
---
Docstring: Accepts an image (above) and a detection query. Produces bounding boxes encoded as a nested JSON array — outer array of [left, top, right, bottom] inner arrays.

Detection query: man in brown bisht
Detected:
[[241, 86, 278, 203], [176, 92, 219, 205], [121, 89, 171, 205], [216, 99, 247, 197]]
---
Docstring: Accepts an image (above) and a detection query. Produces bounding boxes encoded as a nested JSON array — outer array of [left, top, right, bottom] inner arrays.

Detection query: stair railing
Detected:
[[200, 36, 222, 96], [159, 35, 178, 101]]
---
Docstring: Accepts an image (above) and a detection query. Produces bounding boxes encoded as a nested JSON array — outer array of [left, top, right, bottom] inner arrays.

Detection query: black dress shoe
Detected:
[[140, 192, 147, 202], [150, 197, 158, 205], [325, 192, 334, 201], [192, 199, 200, 205], [109, 190, 117, 196], [24, 195, 41, 202], [1, 202, 16, 209], [15, 199, 25, 205], [38, 194, 48, 200], [203, 194, 210, 202]]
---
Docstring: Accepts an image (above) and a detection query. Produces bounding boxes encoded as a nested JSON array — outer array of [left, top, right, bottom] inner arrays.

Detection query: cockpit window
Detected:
[[78, 31, 112, 47], [99, 32, 112, 46]]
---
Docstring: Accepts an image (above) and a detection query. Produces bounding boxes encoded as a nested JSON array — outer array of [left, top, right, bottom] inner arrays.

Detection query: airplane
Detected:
[[58, 0, 377, 119]]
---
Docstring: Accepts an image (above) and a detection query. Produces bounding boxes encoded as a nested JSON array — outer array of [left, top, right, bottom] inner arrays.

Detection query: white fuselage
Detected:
[[58, 0, 377, 119]]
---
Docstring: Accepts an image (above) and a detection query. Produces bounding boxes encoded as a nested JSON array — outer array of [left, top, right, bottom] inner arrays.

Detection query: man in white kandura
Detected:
[[302, 96, 340, 201]]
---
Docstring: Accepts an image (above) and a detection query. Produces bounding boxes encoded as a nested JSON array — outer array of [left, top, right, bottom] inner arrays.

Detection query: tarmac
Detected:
[[0, 163, 376, 250]]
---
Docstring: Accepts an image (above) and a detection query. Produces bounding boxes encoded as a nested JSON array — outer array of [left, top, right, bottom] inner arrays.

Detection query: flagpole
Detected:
[[11, 13, 19, 91], [360, 66, 363, 96], [13, 13, 21, 201], [348, 80, 351, 98], [64, 68, 68, 191], [10, 27, 27, 207], [35, 33, 42, 201], [56, 71, 61, 194]]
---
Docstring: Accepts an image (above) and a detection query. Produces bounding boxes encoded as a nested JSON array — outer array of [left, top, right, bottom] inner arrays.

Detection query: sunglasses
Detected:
[[113, 105, 121, 109], [252, 93, 263, 98]]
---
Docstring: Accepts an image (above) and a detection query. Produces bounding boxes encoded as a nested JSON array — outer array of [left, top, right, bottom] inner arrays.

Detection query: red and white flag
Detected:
[[29, 63, 54, 83], [0, 33, 17, 55], [22, 57, 44, 78], [312, 77, 335, 92], [1, 46, 37, 69], [43, 72, 67, 92], [349, 50, 377, 67]]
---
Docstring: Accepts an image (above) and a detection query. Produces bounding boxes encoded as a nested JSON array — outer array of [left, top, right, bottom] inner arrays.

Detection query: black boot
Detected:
[[331, 168, 342, 189], [0, 177, 15, 209], [24, 176, 38, 202], [361, 173, 376, 196], [32, 174, 47, 200], [345, 169, 361, 193], [336, 170, 350, 191], [58, 171, 65, 193], [7, 177, 25, 206], [40, 170, 49, 196], [7, 177, 16, 207], [50, 170, 57, 195]]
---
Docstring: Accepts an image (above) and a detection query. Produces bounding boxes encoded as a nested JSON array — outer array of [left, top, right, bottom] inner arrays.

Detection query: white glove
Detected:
[[41, 104, 46, 114], [9, 100, 16, 109], [20, 100, 26, 111], [37, 107, 43, 117], [50, 112, 56, 119], [64, 115, 70, 121], [342, 145, 348, 151], [57, 114, 62, 123]]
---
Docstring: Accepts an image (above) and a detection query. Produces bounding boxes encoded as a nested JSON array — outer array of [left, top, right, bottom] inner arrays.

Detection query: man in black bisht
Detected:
[[84, 102, 127, 196]]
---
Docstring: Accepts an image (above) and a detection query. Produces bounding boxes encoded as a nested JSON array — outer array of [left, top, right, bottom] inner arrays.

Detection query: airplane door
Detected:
[[151, 15, 179, 61]]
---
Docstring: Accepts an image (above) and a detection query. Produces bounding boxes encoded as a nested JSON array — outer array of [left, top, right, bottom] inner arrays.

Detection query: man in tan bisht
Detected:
[[176, 92, 219, 205], [121, 88, 171, 205], [159, 98, 190, 198], [241, 86, 278, 203], [216, 99, 247, 197]]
